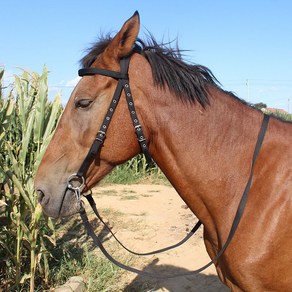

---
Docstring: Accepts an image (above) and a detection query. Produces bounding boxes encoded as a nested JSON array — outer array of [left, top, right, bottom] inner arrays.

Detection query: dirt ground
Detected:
[[87, 184, 229, 292]]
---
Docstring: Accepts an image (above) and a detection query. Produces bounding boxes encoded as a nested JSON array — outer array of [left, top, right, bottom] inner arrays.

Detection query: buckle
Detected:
[[95, 130, 106, 143]]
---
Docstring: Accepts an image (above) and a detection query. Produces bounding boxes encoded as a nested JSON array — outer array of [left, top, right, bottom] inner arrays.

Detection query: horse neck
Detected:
[[143, 84, 264, 235]]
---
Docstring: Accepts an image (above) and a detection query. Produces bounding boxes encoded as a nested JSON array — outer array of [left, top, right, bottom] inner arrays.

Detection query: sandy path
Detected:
[[88, 184, 229, 291]]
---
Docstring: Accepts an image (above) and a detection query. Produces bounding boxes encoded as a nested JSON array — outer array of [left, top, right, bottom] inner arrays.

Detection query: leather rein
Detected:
[[67, 52, 270, 278]]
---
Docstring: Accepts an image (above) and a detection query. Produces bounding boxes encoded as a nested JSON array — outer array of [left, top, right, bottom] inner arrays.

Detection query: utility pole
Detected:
[[288, 98, 290, 113], [246, 79, 250, 102]]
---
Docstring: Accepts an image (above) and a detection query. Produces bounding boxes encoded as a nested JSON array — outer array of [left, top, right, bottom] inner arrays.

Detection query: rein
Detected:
[[67, 53, 270, 278]]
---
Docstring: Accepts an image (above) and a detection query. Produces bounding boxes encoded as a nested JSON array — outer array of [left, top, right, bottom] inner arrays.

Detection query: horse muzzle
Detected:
[[36, 186, 81, 218]]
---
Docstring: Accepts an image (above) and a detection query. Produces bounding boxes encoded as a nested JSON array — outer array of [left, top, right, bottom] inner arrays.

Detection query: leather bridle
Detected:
[[67, 54, 153, 200], [66, 51, 270, 278]]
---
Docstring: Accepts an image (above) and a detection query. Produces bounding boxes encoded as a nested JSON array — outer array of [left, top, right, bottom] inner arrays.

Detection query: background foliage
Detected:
[[0, 67, 62, 291]]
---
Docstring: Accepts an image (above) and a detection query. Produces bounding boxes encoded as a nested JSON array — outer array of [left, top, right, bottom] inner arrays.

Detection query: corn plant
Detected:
[[0, 67, 63, 291], [103, 154, 165, 185]]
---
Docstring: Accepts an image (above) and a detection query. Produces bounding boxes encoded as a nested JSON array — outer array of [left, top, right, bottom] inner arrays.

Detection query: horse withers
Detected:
[[35, 12, 292, 291]]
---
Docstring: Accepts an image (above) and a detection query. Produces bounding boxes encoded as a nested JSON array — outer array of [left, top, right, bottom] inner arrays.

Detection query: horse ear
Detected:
[[104, 11, 140, 60]]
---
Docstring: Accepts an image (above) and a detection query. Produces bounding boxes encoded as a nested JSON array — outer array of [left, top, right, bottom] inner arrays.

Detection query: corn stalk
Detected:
[[0, 67, 63, 291]]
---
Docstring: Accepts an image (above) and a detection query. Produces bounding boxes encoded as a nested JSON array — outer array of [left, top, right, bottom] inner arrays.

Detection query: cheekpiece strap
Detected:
[[77, 56, 154, 178]]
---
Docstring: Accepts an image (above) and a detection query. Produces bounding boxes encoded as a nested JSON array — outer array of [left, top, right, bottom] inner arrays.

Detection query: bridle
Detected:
[[67, 53, 153, 200], [66, 50, 270, 278]]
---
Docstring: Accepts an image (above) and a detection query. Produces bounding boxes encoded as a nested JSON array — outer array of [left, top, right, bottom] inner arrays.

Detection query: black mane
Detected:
[[80, 35, 220, 107]]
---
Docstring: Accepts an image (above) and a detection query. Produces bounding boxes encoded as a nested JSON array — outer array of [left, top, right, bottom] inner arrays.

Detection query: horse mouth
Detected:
[[37, 188, 82, 218]]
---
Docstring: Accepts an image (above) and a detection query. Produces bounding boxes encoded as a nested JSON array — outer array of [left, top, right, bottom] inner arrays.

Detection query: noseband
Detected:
[[66, 51, 270, 279]]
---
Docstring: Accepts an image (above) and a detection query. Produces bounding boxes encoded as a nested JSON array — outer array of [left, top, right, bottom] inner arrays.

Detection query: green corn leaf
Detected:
[[6, 143, 22, 178], [19, 221, 31, 239], [19, 111, 35, 170], [14, 75, 26, 130], [34, 66, 48, 145], [6, 98, 15, 117], [34, 203, 43, 224], [39, 237, 50, 283], [42, 93, 61, 144], [47, 216, 55, 233], [5, 169, 33, 211], [0, 98, 14, 126]]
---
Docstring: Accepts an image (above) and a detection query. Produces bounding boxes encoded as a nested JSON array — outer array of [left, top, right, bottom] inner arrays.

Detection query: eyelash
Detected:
[[75, 99, 93, 109]]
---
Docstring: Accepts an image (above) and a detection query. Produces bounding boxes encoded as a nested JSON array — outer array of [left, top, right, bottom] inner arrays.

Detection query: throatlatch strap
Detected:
[[80, 114, 270, 279]]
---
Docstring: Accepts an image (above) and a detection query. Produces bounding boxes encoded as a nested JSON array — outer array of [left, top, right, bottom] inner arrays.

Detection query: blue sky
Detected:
[[1, 0, 292, 110]]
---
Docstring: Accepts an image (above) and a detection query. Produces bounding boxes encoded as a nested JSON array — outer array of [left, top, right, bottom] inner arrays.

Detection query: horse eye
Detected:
[[75, 99, 93, 109]]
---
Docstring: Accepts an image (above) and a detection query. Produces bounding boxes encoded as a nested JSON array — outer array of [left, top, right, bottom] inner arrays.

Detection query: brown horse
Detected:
[[35, 12, 291, 291]]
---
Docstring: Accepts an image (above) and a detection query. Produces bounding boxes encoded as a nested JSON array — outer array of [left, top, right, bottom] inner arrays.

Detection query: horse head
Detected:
[[35, 12, 150, 218]]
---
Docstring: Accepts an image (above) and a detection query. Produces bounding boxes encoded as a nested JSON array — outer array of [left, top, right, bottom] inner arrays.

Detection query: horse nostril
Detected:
[[37, 189, 45, 204]]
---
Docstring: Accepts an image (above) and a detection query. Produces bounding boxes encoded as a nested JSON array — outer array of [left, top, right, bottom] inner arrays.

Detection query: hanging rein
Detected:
[[66, 50, 270, 278]]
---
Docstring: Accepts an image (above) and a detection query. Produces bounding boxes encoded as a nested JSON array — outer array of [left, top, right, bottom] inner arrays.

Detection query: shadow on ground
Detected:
[[124, 259, 229, 292], [50, 215, 111, 268]]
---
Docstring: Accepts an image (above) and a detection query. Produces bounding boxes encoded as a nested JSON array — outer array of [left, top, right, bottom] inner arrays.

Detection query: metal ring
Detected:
[[67, 173, 85, 190]]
